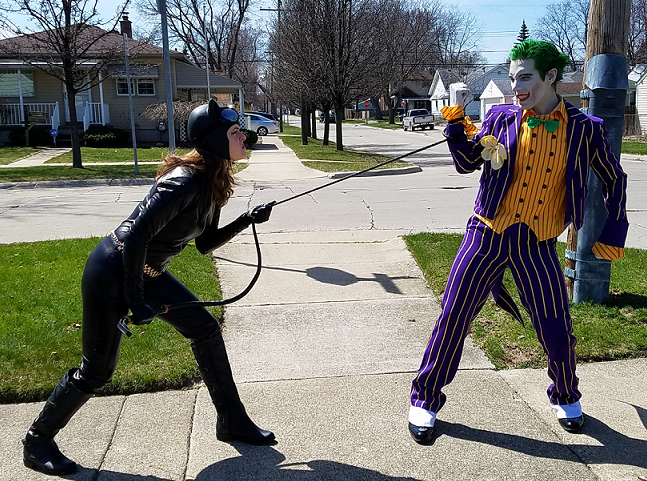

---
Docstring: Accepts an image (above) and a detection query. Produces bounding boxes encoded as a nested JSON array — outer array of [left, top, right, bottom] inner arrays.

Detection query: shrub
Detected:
[[242, 128, 258, 149], [82, 126, 130, 146], [8, 127, 54, 146]]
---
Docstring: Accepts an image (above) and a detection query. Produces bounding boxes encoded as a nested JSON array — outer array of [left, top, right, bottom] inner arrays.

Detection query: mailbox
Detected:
[[27, 111, 48, 125]]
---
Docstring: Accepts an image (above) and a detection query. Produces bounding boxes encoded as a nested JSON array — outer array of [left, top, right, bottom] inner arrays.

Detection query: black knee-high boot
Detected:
[[191, 332, 275, 445], [23, 368, 93, 475]]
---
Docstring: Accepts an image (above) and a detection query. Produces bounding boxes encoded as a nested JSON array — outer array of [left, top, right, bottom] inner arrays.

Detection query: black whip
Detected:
[[273, 138, 448, 206], [118, 137, 449, 336], [118, 222, 263, 337]]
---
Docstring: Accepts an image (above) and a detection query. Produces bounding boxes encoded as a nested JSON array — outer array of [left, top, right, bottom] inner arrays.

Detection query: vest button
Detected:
[[519, 198, 524, 203], [526, 165, 531, 171], [538, 200, 543, 204], [515, 213, 521, 218], [534, 215, 539, 220], [529, 150, 534, 154]]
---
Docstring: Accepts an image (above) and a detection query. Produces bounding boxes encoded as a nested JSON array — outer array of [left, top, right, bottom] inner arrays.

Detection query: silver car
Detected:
[[246, 113, 279, 135]]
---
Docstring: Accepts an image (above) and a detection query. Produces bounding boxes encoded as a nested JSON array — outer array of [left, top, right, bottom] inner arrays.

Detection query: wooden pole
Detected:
[[566, 0, 630, 301]]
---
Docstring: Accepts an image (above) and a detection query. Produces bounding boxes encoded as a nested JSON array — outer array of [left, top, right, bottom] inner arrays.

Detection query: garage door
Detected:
[[481, 99, 500, 121]]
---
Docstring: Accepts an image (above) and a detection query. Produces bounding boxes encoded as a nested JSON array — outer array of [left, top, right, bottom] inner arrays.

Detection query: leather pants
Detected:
[[76, 235, 221, 393]]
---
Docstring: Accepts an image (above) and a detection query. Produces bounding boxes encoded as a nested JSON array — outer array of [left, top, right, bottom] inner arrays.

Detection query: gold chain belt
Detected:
[[109, 231, 164, 278]]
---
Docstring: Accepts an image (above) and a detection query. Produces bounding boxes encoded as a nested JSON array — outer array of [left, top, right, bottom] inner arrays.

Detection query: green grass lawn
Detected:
[[0, 238, 223, 403], [46, 146, 193, 164], [622, 141, 647, 155], [0, 147, 43, 165], [343, 119, 404, 130], [0, 164, 160, 183], [279, 135, 411, 172], [404, 233, 647, 370]]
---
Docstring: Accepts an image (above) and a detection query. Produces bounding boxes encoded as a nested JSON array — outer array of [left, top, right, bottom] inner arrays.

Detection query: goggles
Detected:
[[194, 108, 240, 143], [219, 108, 239, 122]]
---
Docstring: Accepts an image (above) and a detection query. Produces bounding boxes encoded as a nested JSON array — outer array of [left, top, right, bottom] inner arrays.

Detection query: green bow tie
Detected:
[[527, 116, 559, 132]]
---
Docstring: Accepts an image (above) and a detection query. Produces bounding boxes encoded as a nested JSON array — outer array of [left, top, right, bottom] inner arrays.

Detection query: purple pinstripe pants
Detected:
[[411, 216, 581, 413]]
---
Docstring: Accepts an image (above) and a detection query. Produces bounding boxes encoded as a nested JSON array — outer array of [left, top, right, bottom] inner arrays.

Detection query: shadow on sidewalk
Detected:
[[435, 409, 647, 470], [68, 445, 423, 480], [216, 255, 418, 295]]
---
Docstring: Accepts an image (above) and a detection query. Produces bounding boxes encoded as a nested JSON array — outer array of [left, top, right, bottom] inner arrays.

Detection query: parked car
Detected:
[[402, 109, 435, 131], [246, 111, 277, 121], [246, 113, 279, 135], [318, 111, 335, 123]]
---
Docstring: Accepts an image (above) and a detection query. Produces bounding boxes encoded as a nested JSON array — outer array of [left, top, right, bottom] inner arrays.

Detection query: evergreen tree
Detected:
[[517, 20, 530, 43]]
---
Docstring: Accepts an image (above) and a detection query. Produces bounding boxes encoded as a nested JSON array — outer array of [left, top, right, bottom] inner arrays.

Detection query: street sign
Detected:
[[363, 100, 370, 108], [50, 129, 58, 137]]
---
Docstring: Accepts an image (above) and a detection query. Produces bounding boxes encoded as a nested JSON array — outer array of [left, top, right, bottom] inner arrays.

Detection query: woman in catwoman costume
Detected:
[[22, 99, 275, 476]]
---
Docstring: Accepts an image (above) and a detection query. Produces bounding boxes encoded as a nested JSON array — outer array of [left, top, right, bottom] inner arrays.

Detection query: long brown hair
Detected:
[[156, 149, 237, 207]]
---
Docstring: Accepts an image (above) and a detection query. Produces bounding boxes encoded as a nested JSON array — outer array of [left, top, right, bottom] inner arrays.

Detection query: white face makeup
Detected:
[[509, 59, 559, 115], [227, 124, 247, 161]]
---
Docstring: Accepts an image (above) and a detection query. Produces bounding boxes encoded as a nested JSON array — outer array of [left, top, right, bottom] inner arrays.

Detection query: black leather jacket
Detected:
[[113, 166, 251, 308]]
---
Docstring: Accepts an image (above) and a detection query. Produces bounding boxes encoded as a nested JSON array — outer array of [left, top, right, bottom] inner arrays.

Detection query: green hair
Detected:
[[509, 39, 571, 85]]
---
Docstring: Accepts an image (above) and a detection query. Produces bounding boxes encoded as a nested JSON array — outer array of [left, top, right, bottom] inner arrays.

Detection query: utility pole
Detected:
[[159, 0, 176, 153], [565, 0, 630, 303]]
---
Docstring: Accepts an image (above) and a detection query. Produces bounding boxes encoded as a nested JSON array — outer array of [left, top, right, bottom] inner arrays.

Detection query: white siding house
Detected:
[[479, 78, 515, 120], [428, 64, 509, 120]]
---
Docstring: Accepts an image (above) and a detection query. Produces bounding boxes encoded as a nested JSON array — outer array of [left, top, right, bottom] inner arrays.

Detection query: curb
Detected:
[[328, 165, 422, 179], [0, 177, 155, 190]]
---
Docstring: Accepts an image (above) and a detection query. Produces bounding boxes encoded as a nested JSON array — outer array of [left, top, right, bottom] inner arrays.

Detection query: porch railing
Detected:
[[0, 102, 108, 128], [0, 103, 59, 126]]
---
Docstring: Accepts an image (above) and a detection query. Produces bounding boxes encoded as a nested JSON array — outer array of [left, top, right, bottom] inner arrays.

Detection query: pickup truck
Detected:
[[402, 109, 435, 131]]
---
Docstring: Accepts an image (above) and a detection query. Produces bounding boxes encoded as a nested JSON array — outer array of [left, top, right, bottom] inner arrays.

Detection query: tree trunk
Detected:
[[300, 99, 308, 146], [372, 97, 382, 120], [335, 106, 344, 151], [311, 108, 317, 140], [322, 102, 331, 146], [66, 83, 83, 169]]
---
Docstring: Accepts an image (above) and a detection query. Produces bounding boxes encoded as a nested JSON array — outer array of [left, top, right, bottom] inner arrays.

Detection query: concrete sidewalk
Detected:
[[0, 147, 72, 167], [1, 135, 647, 480]]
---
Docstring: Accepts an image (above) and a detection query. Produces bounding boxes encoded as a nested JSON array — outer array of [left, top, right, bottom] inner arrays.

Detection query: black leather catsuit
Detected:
[[76, 166, 251, 393]]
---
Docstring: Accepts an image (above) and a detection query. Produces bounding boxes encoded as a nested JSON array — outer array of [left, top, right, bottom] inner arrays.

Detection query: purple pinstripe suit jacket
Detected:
[[445, 101, 629, 248]]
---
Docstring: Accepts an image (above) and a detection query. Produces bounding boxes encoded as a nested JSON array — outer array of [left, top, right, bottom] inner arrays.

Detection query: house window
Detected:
[[0, 70, 35, 97], [116, 78, 155, 96], [117, 79, 135, 96], [137, 78, 155, 96]]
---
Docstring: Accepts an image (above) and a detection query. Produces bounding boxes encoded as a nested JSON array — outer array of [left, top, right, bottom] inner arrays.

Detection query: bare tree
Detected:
[[535, 0, 589, 69], [375, 0, 445, 124], [136, 0, 256, 77], [0, 0, 128, 168], [629, 0, 647, 64], [435, 7, 484, 66]]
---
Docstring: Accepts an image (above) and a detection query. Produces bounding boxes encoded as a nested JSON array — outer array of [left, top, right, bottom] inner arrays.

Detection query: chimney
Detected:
[[120, 13, 132, 39]]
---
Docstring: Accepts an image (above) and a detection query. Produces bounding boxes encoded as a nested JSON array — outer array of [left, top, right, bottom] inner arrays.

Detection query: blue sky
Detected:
[[4, 0, 559, 64]]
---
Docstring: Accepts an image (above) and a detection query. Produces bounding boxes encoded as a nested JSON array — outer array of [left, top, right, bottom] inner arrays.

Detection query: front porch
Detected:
[[0, 102, 109, 130]]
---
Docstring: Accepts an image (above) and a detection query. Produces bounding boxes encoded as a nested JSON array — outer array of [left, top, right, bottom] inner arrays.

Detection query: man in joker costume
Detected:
[[408, 39, 629, 444]]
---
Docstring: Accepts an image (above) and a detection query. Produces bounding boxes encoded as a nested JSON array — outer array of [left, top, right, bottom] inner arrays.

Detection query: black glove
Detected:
[[129, 303, 157, 326], [246, 202, 273, 224]]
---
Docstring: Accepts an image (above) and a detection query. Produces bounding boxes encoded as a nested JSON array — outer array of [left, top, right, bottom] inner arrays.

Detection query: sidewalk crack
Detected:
[[94, 395, 127, 480]]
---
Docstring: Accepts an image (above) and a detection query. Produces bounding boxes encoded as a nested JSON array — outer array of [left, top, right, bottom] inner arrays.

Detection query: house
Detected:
[[392, 71, 434, 115], [429, 64, 509, 120], [0, 15, 244, 144], [479, 78, 515, 120], [479, 78, 588, 120]]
